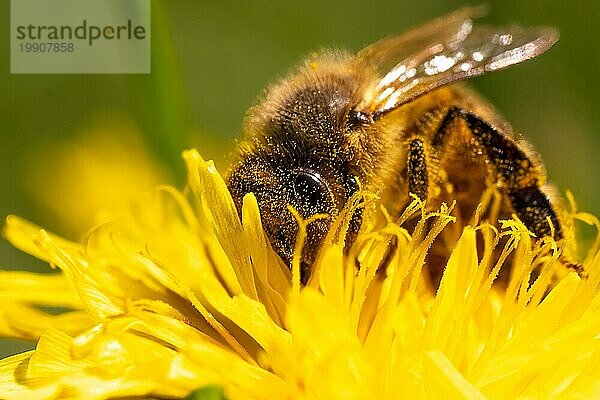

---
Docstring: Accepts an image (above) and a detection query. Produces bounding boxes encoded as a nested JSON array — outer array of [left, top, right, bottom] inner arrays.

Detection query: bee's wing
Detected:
[[358, 7, 486, 72], [357, 8, 558, 118]]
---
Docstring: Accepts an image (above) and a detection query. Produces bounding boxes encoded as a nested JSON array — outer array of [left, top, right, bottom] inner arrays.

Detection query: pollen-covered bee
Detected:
[[226, 8, 573, 283]]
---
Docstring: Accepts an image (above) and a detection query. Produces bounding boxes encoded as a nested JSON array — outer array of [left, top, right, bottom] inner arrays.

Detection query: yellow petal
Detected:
[[241, 193, 290, 325], [424, 350, 487, 400], [184, 149, 258, 299], [0, 271, 81, 308], [0, 352, 60, 400], [0, 303, 91, 340], [3, 216, 80, 265]]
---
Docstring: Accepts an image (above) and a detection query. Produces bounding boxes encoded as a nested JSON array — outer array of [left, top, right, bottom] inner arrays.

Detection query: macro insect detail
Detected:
[[226, 7, 572, 284]]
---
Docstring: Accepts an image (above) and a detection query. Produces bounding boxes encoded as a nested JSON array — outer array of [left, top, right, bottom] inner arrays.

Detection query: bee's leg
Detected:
[[435, 107, 561, 240], [407, 138, 429, 201], [434, 107, 584, 276], [376, 138, 429, 279]]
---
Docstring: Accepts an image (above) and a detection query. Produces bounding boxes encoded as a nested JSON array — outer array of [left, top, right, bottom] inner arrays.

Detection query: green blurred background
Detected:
[[1, 0, 598, 356]]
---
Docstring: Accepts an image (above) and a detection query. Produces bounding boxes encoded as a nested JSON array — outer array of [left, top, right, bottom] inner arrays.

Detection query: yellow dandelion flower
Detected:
[[1, 149, 600, 399], [25, 117, 170, 237]]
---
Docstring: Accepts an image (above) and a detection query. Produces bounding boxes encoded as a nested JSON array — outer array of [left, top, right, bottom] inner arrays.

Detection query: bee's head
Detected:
[[226, 54, 372, 283], [227, 152, 358, 283]]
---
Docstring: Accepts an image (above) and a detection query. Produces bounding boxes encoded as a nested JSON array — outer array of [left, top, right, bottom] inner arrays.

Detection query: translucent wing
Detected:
[[357, 8, 558, 118], [357, 7, 486, 72]]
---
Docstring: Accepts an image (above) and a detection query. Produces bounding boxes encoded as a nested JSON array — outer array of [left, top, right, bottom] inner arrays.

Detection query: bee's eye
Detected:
[[293, 170, 333, 216]]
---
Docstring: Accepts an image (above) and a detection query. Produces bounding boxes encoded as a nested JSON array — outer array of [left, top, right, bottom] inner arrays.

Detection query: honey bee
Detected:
[[226, 7, 574, 283]]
